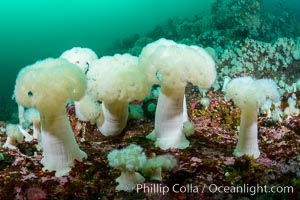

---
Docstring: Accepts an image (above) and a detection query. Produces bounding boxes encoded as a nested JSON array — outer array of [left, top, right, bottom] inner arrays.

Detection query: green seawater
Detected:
[[0, 0, 212, 121]]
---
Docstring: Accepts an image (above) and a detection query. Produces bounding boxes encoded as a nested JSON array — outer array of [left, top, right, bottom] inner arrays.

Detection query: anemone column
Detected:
[[153, 87, 189, 150]]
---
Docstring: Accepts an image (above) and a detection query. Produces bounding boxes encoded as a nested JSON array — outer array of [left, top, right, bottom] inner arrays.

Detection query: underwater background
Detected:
[[0, 0, 299, 120], [0, 0, 212, 121]]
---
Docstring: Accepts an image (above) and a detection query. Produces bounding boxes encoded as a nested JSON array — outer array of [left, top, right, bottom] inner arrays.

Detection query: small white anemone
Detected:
[[225, 76, 280, 158]]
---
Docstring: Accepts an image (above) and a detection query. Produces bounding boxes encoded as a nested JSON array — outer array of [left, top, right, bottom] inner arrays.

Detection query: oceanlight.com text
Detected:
[[208, 184, 294, 196], [136, 183, 294, 196]]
